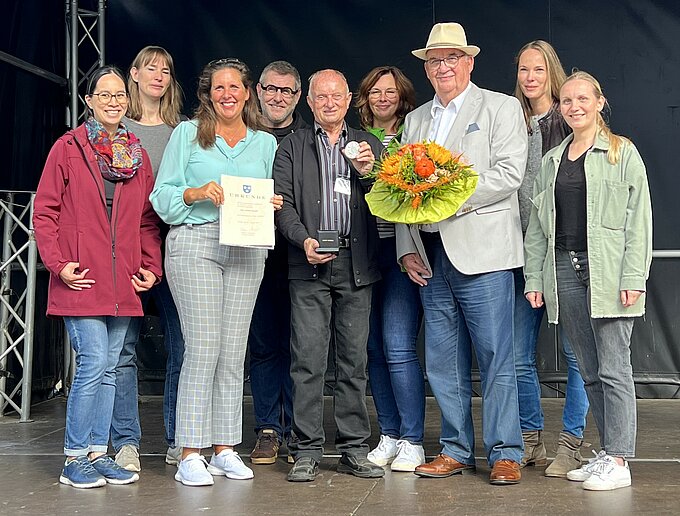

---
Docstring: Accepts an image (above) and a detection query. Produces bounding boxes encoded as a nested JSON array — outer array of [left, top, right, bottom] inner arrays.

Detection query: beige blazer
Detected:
[[396, 83, 528, 275]]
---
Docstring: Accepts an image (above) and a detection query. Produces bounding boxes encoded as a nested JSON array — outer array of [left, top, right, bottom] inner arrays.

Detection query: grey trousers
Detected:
[[288, 249, 373, 461], [555, 250, 637, 457], [166, 222, 265, 448]]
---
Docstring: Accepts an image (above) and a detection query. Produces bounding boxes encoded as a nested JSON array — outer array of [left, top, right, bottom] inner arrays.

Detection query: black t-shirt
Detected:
[[103, 177, 116, 220], [555, 145, 588, 251]]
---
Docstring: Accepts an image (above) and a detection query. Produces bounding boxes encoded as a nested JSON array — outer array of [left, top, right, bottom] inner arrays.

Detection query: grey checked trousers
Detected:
[[166, 222, 265, 448]]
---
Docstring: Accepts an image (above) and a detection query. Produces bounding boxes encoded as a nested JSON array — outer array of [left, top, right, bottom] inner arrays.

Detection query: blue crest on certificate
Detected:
[[219, 175, 275, 249]]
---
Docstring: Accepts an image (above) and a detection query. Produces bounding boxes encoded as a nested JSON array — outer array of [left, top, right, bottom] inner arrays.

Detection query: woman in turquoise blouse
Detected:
[[151, 58, 281, 487]]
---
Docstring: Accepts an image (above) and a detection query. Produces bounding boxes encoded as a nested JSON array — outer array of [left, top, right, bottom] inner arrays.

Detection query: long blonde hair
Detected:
[[514, 40, 567, 128], [127, 46, 183, 127], [562, 71, 627, 164]]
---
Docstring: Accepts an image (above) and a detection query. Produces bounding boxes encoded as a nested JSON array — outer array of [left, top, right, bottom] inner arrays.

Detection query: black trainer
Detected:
[[287, 456, 319, 482], [337, 454, 385, 478]]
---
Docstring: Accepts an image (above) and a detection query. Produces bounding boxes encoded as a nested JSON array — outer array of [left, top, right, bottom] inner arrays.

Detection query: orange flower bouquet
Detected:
[[365, 141, 478, 224]]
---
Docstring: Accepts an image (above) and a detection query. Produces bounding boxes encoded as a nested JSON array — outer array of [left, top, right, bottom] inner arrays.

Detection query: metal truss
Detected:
[[66, 0, 106, 128], [0, 193, 38, 421]]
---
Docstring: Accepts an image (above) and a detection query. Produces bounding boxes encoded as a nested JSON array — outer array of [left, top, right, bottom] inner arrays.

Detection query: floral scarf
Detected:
[[85, 117, 143, 181]]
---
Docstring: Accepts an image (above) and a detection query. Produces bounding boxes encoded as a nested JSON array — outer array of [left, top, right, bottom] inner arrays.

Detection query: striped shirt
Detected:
[[315, 122, 351, 236], [376, 133, 397, 239]]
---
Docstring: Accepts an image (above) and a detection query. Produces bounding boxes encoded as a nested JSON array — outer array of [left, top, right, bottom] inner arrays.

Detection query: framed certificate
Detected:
[[219, 175, 275, 249]]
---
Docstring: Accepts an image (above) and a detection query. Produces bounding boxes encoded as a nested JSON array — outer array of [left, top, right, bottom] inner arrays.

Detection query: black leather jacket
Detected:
[[537, 102, 571, 154]]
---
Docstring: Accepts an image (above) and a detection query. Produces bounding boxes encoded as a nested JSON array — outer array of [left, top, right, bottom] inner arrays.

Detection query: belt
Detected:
[[419, 230, 441, 242], [338, 236, 351, 248]]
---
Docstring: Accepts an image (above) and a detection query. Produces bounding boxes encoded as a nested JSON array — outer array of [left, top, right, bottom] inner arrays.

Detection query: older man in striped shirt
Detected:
[[273, 69, 385, 483]]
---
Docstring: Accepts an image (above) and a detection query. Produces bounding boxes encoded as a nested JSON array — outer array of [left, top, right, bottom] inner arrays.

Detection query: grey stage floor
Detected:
[[1, 397, 679, 515]]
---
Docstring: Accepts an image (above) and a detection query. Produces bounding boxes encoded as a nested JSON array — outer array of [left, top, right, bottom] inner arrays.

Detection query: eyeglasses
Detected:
[[425, 54, 467, 70], [368, 88, 398, 100], [90, 92, 129, 103], [260, 83, 299, 99]]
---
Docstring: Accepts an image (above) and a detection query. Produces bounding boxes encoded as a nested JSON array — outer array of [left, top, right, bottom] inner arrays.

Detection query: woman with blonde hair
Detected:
[[513, 40, 589, 477], [524, 70, 652, 490], [111, 46, 186, 473]]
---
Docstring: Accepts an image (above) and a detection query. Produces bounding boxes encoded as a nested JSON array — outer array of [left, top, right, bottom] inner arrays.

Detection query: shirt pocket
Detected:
[[530, 189, 551, 236], [600, 179, 629, 230]]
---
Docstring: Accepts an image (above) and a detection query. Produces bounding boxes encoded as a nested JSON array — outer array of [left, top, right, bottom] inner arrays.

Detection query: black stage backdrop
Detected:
[[2, 0, 679, 398]]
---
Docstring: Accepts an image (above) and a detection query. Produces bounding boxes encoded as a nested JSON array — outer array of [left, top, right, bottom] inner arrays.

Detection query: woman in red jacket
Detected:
[[33, 66, 162, 489]]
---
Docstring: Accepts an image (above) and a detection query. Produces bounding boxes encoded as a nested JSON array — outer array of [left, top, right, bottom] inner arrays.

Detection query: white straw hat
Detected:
[[412, 22, 481, 60]]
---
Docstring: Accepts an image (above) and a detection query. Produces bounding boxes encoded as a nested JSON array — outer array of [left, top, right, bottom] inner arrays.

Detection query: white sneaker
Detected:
[[567, 450, 607, 481], [367, 435, 399, 467], [207, 450, 254, 480], [115, 444, 141, 472], [390, 440, 426, 472], [175, 453, 214, 486], [582, 456, 631, 491], [165, 446, 182, 466]]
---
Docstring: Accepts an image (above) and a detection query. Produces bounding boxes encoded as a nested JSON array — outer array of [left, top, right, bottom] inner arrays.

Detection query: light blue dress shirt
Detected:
[[150, 120, 277, 225]]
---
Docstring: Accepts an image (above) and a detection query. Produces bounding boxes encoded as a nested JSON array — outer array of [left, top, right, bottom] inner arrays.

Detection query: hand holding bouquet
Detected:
[[365, 141, 477, 224]]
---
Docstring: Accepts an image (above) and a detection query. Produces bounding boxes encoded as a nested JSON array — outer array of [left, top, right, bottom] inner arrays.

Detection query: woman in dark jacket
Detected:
[[33, 66, 162, 489], [513, 41, 589, 477]]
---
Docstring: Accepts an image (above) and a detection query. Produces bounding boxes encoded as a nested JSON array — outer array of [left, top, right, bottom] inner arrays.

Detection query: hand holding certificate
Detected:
[[219, 175, 276, 249]]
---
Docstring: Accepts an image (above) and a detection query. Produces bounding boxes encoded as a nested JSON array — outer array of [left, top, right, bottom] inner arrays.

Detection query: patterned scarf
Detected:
[[85, 117, 143, 181]]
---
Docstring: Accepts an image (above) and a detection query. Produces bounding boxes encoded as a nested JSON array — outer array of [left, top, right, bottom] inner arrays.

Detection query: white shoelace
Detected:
[[395, 440, 414, 457], [375, 435, 395, 453], [184, 455, 209, 471], [588, 454, 626, 479], [582, 450, 608, 471]]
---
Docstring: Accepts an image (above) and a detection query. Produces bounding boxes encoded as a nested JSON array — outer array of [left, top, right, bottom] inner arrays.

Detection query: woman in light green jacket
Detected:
[[523, 71, 652, 492]]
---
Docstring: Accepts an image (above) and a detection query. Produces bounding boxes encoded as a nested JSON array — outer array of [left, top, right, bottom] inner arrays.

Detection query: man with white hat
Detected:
[[396, 22, 528, 484]]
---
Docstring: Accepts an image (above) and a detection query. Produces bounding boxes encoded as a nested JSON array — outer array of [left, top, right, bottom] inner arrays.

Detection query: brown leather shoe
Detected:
[[414, 453, 475, 478], [490, 459, 521, 485]]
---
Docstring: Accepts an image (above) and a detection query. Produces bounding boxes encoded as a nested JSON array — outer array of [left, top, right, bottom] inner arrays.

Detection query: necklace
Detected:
[[218, 124, 246, 146]]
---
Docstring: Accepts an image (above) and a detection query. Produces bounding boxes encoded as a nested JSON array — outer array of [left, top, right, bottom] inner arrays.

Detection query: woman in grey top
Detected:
[[513, 40, 589, 477], [111, 46, 186, 473]]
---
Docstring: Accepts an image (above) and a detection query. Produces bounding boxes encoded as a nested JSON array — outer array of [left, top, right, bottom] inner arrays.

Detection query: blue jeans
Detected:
[[420, 232, 522, 466], [555, 250, 636, 456], [513, 268, 589, 438], [367, 237, 425, 444], [248, 251, 293, 439], [64, 316, 131, 456], [111, 279, 185, 450]]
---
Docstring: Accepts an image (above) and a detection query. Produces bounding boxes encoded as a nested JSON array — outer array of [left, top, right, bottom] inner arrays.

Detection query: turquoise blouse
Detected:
[[150, 120, 277, 225]]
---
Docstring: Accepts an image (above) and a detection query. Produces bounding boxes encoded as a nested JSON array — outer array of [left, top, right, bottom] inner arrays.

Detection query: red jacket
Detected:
[[33, 124, 162, 317]]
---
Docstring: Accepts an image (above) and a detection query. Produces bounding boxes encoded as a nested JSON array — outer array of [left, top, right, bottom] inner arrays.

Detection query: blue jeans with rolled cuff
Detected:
[[64, 316, 131, 456]]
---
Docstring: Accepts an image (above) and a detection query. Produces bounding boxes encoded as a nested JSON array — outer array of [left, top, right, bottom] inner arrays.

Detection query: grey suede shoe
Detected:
[[545, 432, 584, 478], [521, 430, 547, 468]]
